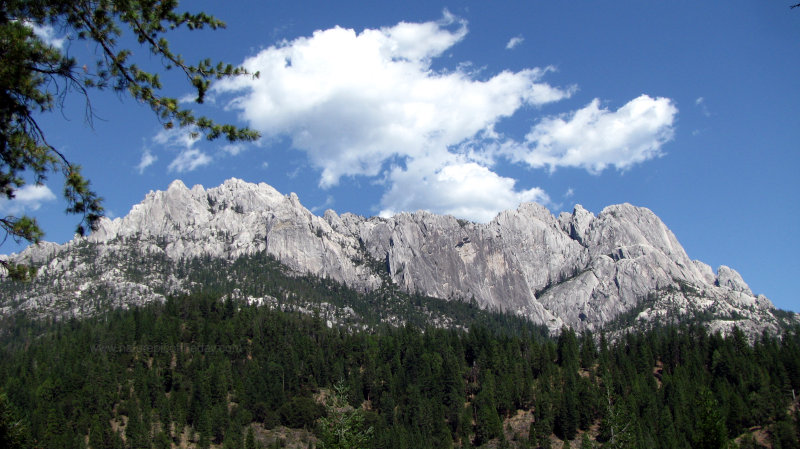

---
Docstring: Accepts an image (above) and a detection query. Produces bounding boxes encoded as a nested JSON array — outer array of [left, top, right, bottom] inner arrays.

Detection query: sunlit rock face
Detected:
[[2, 178, 790, 336], [88, 178, 381, 290]]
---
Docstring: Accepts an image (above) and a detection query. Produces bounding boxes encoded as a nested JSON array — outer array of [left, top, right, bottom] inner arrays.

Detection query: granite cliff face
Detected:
[[0, 178, 790, 335]]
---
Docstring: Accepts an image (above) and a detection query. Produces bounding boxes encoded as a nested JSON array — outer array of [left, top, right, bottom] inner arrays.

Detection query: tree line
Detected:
[[0, 292, 799, 448]]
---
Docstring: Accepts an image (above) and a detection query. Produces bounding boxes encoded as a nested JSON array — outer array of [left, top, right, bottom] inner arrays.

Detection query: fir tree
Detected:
[[580, 433, 593, 449], [693, 388, 727, 449]]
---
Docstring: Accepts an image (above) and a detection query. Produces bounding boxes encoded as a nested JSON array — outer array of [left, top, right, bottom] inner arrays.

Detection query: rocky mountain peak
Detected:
[[2, 178, 792, 337], [558, 204, 595, 246], [717, 265, 753, 295]]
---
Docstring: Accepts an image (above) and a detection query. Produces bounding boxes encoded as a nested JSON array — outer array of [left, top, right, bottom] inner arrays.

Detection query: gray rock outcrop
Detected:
[[1, 178, 792, 336]]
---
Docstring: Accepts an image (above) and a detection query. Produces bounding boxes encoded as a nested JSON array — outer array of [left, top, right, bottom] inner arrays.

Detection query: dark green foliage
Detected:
[[773, 418, 800, 449], [580, 433, 593, 449], [0, 249, 553, 340], [553, 378, 578, 441], [473, 390, 502, 445], [0, 291, 799, 449], [317, 382, 374, 449], [0, 392, 29, 449], [245, 426, 257, 449], [279, 396, 325, 429], [693, 388, 728, 449]]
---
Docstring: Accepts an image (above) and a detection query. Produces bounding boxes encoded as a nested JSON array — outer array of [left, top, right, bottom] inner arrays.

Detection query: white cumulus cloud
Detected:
[[510, 95, 677, 173], [380, 156, 549, 223], [0, 184, 57, 215], [506, 35, 524, 49], [214, 12, 572, 188], [212, 14, 677, 222]]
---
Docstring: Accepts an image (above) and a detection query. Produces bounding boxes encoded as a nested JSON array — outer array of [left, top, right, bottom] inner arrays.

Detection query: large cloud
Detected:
[[214, 13, 572, 188], [510, 95, 678, 173], [214, 14, 677, 221]]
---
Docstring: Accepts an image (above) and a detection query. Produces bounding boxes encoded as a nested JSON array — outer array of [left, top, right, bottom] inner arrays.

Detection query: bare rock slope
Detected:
[[1, 178, 790, 335]]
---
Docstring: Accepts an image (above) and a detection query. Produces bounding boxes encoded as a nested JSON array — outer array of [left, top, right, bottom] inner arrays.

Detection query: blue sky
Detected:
[[3, 2, 799, 311]]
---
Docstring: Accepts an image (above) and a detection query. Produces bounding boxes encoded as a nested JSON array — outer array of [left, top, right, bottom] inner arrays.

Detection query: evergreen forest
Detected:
[[1, 290, 799, 449]]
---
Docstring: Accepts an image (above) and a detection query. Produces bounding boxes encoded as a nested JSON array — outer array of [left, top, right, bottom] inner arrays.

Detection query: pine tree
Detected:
[[89, 414, 113, 449], [125, 399, 149, 449], [153, 431, 171, 449], [317, 381, 373, 449], [473, 376, 502, 446], [554, 379, 578, 441], [528, 421, 538, 447], [245, 426, 257, 449], [0, 392, 29, 449], [598, 387, 635, 449], [580, 433, 593, 449], [44, 405, 68, 448], [693, 388, 727, 449], [557, 328, 579, 370]]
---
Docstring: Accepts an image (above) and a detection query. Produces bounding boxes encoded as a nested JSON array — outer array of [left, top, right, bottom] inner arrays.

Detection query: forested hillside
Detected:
[[1, 292, 799, 449]]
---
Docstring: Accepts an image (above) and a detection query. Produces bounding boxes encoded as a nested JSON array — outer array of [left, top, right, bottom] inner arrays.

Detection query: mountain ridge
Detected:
[[1, 178, 792, 336]]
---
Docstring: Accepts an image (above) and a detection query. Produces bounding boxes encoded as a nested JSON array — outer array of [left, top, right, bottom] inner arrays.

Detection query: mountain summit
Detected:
[[1, 178, 790, 335]]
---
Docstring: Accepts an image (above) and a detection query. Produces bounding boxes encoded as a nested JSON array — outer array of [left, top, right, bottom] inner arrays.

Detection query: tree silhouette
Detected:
[[0, 1, 259, 267]]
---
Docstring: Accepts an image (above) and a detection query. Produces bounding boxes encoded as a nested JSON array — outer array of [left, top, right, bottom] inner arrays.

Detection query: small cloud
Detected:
[[564, 188, 574, 198], [151, 127, 212, 173], [136, 149, 157, 174], [25, 22, 66, 50], [12, 184, 56, 205], [286, 165, 303, 179], [261, 161, 269, 169], [222, 144, 245, 156], [695, 96, 710, 117], [154, 127, 200, 149], [310, 195, 335, 213], [180, 92, 217, 105], [505, 35, 524, 50], [178, 93, 199, 104], [168, 149, 211, 173], [0, 184, 57, 215]]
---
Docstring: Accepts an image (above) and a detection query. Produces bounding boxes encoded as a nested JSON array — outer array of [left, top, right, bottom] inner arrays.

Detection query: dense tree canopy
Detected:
[[0, 0, 258, 264], [1, 290, 799, 448]]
